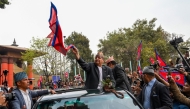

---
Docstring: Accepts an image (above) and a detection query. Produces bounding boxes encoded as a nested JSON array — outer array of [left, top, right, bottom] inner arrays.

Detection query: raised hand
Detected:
[[167, 75, 175, 84], [72, 46, 80, 60], [49, 89, 56, 94]]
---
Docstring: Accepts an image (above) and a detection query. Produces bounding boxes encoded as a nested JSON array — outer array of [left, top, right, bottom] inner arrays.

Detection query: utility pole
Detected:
[[60, 53, 62, 80], [63, 55, 66, 82], [55, 52, 57, 82]]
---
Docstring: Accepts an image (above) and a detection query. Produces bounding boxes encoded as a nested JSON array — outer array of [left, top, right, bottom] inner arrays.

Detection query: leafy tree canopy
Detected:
[[98, 18, 189, 70], [0, 0, 10, 9]]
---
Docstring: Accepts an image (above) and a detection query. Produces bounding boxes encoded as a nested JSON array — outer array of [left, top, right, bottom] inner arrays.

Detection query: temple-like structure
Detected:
[[0, 39, 34, 89]]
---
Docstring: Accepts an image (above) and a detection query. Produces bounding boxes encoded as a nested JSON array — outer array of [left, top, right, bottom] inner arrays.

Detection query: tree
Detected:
[[0, 0, 10, 9], [65, 31, 94, 80], [21, 37, 70, 82], [98, 18, 176, 70]]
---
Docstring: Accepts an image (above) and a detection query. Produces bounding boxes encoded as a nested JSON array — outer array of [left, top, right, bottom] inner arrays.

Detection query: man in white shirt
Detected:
[[72, 46, 115, 89]]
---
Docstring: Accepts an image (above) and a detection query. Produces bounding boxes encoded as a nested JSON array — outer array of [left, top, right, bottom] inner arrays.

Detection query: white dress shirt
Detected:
[[97, 66, 103, 89], [20, 89, 31, 109]]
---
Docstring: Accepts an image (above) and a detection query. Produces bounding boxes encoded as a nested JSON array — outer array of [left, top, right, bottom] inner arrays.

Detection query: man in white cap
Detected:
[[9, 72, 56, 109], [105, 56, 132, 92], [137, 66, 172, 109]]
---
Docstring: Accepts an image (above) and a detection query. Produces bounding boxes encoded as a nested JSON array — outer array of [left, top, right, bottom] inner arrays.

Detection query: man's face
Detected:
[[94, 54, 104, 66], [125, 68, 129, 72], [107, 62, 114, 69], [17, 78, 29, 89], [182, 82, 190, 93], [142, 74, 148, 84], [132, 72, 138, 79], [185, 52, 189, 57]]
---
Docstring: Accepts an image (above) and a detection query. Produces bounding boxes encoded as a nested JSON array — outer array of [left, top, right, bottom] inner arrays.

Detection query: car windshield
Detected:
[[36, 92, 140, 109]]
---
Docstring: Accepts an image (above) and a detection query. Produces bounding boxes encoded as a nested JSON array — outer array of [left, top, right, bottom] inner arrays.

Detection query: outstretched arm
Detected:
[[168, 77, 190, 107]]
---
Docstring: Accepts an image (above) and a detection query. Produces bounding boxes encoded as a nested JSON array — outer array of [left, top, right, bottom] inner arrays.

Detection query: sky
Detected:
[[0, 0, 190, 54]]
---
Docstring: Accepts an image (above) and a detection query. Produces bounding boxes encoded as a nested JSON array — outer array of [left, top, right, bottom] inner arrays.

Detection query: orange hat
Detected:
[[105, 56, 115, 64]]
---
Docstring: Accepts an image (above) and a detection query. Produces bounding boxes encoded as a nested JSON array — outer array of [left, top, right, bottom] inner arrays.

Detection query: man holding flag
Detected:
[[72, 46, 115, 89]]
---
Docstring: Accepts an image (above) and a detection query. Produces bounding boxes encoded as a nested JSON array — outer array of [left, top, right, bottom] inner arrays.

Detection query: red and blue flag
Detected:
[[47, 2, 73, 55], [155, 48, 167, 68], [154, 49, 185, 86]]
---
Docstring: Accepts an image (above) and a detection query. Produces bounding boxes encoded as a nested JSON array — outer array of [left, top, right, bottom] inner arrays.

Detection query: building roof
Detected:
[[0, 45, 28, 51]]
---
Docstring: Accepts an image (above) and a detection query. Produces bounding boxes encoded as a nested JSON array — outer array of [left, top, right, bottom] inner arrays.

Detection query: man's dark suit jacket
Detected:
[[77, 58, 116, 89], [0, 106, 7, 109], [137, 80, 173, 109], [8, 88, 49, 109], [112, 65, 132, 92]]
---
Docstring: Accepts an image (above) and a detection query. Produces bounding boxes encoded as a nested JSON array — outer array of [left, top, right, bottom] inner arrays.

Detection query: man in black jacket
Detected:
[[72, 46, 115, 89], [105, 56, 132, 92], [137, 66, 172, 109]]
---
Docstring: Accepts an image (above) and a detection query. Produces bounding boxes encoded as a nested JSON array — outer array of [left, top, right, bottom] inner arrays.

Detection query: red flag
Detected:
[[47, 32, 54, 38], [47, 2, 73, 55], [159, 70, 185, 86], [47, 32, 54, 46], [155, 49, 166, 68], [137, 66, 142, 75], [64, 72, 68, 78], [37, 80, 41, 88], [136, 41, 142, 61], [150, 57, 155, 64], [39, 76, 43, 82]]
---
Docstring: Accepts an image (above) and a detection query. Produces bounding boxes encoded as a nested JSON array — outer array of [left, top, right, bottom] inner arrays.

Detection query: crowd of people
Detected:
[[0, 46, 190, 109], [72, 46, 190, 109], [41, 79, 85, 90]]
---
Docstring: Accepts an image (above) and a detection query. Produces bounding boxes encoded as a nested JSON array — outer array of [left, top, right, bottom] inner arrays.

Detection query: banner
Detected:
[[159, 70, 185, 86]]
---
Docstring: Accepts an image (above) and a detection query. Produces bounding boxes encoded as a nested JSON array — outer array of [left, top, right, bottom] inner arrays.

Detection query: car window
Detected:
[[36, 93, 140, 109]]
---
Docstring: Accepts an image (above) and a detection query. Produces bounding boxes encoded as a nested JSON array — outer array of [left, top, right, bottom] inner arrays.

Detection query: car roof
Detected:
[[38, 88, 125, 102], [35, 88, 144, 109]]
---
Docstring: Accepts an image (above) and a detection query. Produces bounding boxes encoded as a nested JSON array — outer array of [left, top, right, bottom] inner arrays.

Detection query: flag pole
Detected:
[[84, 71, 86, 81], [60, 53, 62, 80], [129, 60, 132, 72]]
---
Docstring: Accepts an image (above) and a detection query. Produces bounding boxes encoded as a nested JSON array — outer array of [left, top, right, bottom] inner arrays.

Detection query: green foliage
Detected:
[[102, 78, 112, 86], [21, 37, 70, 82], [65, 31, 93, 62], [98, 18, 179, 70], [65, 31, 94, 78], [0, 0, 10, 9]]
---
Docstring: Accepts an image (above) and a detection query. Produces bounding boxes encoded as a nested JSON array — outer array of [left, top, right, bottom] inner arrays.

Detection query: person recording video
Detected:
[[182, 51, 190, 72]]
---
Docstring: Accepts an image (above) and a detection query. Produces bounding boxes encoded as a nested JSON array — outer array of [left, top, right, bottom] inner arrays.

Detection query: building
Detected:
[[0, 39, 40, 89]]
